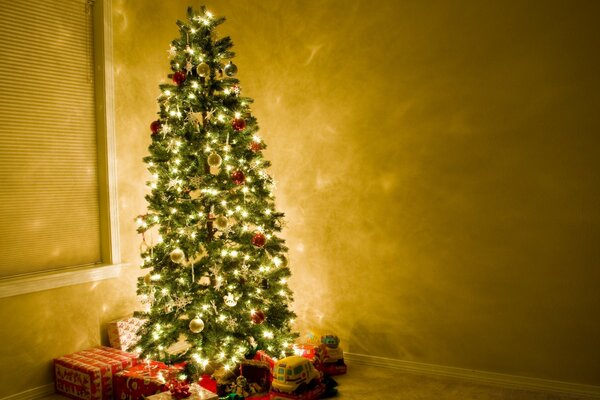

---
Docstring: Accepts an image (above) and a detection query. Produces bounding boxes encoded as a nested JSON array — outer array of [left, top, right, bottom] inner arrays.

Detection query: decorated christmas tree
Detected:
[[133, 6, 298, 376]]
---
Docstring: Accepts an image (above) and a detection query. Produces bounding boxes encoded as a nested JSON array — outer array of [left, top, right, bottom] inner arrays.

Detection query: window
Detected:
[[0, 0, 121, 297]]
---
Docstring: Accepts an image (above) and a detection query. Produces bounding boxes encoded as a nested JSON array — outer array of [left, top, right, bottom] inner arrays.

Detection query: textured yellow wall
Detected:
[[1, 0, 600, 396], [112, 0, 600, 386]]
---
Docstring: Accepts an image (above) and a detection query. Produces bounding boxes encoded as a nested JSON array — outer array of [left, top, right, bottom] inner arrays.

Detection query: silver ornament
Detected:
[[223, 61, 238, 77]]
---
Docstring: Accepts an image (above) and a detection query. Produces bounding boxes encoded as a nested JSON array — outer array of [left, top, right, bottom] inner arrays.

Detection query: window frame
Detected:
[[0, 0, 124, 298]]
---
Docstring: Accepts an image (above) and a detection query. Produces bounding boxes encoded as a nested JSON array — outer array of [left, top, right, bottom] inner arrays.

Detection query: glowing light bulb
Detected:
[[263, 331, 273, 339]]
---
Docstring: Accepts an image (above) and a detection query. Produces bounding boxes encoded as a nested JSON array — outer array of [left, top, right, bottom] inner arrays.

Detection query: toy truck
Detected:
[[270, 356, 324, 400]]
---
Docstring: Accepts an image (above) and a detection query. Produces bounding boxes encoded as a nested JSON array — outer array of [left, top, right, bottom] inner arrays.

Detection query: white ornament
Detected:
[[170, 248, 185, 264], [198, 275, 211, 286], [189, 189, 202, 200], [224, 293, 237, 307]]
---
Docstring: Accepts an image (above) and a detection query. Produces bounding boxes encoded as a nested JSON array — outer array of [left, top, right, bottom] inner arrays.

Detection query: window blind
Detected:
[[0, 0, 101, 277]]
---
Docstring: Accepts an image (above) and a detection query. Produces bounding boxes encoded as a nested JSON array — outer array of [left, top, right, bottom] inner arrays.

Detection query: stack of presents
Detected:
[[54, 317, 347, 400]]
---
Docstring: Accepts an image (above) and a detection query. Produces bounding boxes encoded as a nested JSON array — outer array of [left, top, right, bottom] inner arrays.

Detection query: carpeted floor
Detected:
[[43, 361, 590, 400], [334, 362, 588, 400]]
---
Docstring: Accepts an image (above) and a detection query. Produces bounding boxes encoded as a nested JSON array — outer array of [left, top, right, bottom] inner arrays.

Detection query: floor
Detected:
[[45, 361, 589, 400], [332, 362, 588, 400]]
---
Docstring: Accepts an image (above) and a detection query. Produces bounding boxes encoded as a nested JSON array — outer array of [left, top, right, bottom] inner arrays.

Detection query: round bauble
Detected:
[[251, 310, 266, 324], [150, 120, 161, 134], [143, 273, 152, 285], [250, 141, 262, 153], [173, 71, 186, 85], [170, 248, 185, 264], [277, 255, 289, 268], [231, 170, 245, 185], [214, 215, 229, 230], [207, 152, 222, 168], [252, 232, 266, 248], [196, 62, 210, 77], [232, 118, 246, 132], [189, 318, 205, 333], [223, 61, 238, 77]]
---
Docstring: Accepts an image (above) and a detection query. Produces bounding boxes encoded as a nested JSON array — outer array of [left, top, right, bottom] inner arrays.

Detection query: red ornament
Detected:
[[251, 310, 266, 324], [250, 141, 263, 153], [173, 71, 186, 85], [231, 170, 245, 185], [150, 120, 161, 134], [252, 232, 266, 247], [232, 118, 246, 132]]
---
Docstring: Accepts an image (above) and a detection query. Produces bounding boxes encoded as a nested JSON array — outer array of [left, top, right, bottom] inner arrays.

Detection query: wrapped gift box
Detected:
[[293, 344, 325, 366], [54, 346, 138, 400], [146, 383, 218, 400], [253, 350, 276, 373], [322, 360, 347, 376], [113, 361, 184, 400], [269, 383, 325, 400], [239, 360, 271, 395], [107, 316, 145, 352], [198, 374, 217, 394]]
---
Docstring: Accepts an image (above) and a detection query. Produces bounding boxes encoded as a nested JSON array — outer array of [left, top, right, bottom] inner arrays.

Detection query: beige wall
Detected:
[[1, 0, 599, 396]]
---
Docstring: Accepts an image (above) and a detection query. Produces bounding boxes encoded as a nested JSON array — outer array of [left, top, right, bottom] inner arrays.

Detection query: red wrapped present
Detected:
[[113, 361, 184, 400], [198, 374, 217, 393], [253, 350, 276, 373], [239, 360, 271, 394], [145, 383, 218, 400], [107, 316, 145, 352], [269, 382, 325, 400], [322, 361, 347, 376], [54, 346, 138, 400], [292, 344, 324, 365]]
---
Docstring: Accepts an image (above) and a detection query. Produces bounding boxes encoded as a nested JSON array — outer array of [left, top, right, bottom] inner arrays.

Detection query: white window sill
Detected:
[[0, 263, 129, 299]]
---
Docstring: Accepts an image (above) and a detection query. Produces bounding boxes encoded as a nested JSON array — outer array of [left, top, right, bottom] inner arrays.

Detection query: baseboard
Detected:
[[0, 384, 54, 400], [344, 352, 600, 399]]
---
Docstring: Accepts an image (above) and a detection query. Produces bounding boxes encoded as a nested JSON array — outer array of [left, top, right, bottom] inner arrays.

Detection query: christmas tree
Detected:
[[133, 6, 298, 376]]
